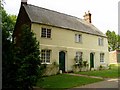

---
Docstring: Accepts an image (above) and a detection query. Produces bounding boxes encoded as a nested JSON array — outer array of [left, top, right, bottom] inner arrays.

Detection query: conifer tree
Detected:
[[15, 25, 41, 90]]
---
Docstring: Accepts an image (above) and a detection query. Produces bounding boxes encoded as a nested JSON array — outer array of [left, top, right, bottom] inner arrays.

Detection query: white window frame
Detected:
[[75, 34, 82, 43], [98, 37, 103, 46], [41, 28, 51, 38], [100, 53, 104, 63], [41, 50, 51, 64]]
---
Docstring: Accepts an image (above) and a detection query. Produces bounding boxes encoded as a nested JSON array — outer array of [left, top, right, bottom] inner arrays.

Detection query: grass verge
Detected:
[[36, 74, 103, 89], [76, 64, 119, 78]]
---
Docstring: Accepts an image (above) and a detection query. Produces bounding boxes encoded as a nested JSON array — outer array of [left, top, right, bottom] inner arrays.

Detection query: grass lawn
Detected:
[[36, 74, 103, 89], [76, 64, 120, 78]]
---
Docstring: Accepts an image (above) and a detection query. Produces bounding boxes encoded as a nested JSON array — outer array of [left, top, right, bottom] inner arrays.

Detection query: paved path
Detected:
[[67, 73, 119, 89], [68, 73, 104, 79], [76, 78, 119, 88]]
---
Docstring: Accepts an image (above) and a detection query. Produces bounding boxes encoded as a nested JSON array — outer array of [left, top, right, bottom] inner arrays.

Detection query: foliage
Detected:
[[36, 74, 103, 89], [73, 57, 89, 72], [106, 30, 120, 51], [2, 7, 17, 40], [118, 35, 120, 49], [2, 7, 42, 89], [73, 57, 83, 71], [98, 65, 105, 70], [83, 61, 88, 67], [15, 25, 42, 89], [2, 7, 18, 88], [42, 61, 59, 76]]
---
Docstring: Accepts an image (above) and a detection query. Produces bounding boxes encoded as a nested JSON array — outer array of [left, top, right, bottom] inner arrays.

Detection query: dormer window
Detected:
[[41, 28, 51, 38]]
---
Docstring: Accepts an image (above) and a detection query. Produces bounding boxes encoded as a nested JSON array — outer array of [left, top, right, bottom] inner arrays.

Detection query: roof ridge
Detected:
[[23, 4, 106, 37], [27, 4, 82, 20]]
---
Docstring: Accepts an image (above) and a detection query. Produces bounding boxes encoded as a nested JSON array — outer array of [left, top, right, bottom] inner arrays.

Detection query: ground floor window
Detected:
[[75, 52, 83, 64], [100, 53, 104, 62], [41, 50, 51, 63]]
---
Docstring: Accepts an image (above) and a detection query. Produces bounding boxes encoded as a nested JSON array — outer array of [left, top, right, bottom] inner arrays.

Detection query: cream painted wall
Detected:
[[31, 23, 109, 71]]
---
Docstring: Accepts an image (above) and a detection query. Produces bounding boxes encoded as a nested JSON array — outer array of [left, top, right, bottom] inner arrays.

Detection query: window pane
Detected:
[[41, 50, 50, 63], [98, 38, 103, 46], [46, 50, 50, 63], [75, 34, 82, 42], [75, 34, 78, 42], [47, 29, 51, 38], [78, 35, 81, 42], [41, 50, 46, 63], [41, 28, 46, 37], [100, 53, 104, 62], [76, 52, 82, 63]]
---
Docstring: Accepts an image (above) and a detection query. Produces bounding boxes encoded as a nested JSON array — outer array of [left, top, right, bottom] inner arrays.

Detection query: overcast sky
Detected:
[[4, 0, 119, 34]]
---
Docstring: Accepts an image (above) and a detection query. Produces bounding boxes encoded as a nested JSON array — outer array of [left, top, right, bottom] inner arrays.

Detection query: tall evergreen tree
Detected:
[[15, 25, 41, 90]]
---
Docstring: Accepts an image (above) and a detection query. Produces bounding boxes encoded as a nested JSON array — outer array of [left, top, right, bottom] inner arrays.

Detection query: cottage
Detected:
[[14, 0, 109, 74]]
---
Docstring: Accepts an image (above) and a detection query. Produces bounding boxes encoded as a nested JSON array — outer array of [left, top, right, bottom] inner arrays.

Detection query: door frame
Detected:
[[90, 52, 94, 69], [59, 51, 66, 72]]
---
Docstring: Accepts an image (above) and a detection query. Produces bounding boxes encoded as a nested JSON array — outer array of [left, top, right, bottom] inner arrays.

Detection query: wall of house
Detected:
[[14, 5, 31, 46], [31, 23, 109, 72], [109, 50, 120, 64]]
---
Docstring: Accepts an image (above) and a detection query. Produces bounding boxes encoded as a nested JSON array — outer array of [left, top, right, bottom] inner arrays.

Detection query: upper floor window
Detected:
[[100, 53, 104, 62], [41, 50, 51, 64], [98, 37, 103, 46], [41, 28, 51, 38], [75, 52, 83, 64], [75, 34, 82, 43]]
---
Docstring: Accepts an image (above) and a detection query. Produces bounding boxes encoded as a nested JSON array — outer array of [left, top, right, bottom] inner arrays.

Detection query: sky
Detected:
[[3, 0, 119, 34]]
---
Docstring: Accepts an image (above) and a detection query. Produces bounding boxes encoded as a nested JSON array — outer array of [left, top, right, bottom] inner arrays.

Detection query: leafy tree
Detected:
[[117, 35, 120, 49], [2, 7, 18, 88], [2, 8, 17, 40], [15, 25, 41, 90], [106, 30, 120, 51]]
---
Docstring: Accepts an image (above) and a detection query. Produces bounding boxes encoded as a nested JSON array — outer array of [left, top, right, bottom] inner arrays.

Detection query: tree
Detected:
[[2, 6, 42, 89], [117, 35, 120, 49], [2, 8, 17, 40], [2, 7, 18, 88], [15, 25, 41, 90], [106, 30, 118, 51]]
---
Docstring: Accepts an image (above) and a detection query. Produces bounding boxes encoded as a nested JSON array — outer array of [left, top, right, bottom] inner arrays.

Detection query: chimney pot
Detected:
[[21, 0, 27, 5], [83, 11, 92, 23]]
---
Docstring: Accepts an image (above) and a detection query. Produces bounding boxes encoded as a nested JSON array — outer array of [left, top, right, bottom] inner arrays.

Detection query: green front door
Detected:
[[90, 53, 94, 68], [59, 51, 65, 72]]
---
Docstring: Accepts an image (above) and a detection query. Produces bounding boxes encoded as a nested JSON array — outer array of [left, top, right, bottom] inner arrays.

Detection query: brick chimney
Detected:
[[21, 0, 28, 5], [83, 11, 92, 23]]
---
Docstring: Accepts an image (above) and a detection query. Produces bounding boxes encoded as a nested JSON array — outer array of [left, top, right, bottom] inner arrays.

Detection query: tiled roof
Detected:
[[23, 4, 106, 37]]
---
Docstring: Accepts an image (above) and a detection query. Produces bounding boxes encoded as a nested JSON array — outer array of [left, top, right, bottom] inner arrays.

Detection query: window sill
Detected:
[[100, 62, 105, 64], [41, 37, 52, 40], [98, 45, 104, 46], [75, 42, 83, 44], [41, 62, 51, 64]]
